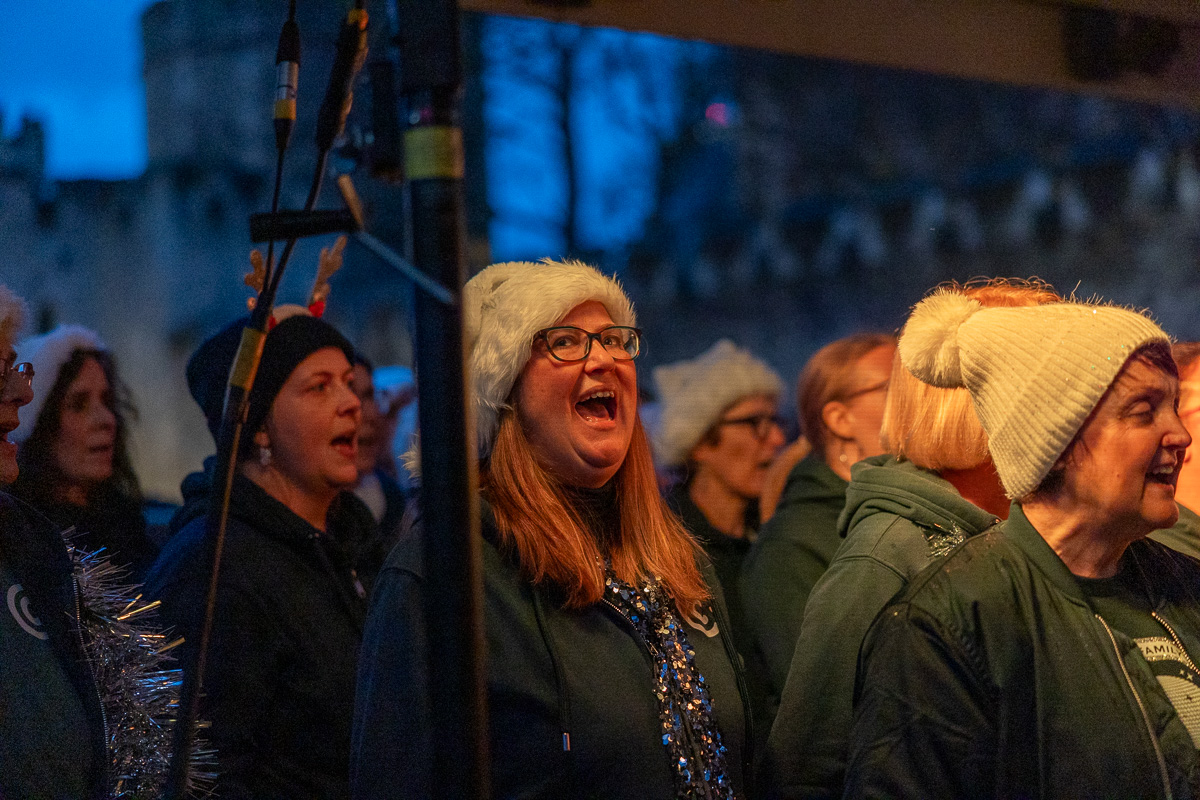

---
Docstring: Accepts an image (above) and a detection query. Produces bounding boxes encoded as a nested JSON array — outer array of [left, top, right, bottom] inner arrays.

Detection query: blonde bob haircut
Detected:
[[881, 278, 1060, 471]]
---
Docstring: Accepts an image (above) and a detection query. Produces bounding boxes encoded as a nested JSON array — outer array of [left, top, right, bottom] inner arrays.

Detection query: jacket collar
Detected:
[[1001, 502, 1190, 607], [1002, 502, 1093, 602], [0, 492, 73, 596], [780, 453, 847, 506]]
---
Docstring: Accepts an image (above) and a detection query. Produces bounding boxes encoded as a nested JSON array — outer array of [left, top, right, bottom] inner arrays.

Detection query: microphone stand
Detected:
[[165, 4, 370, 797], [392, 0, 489, 796]]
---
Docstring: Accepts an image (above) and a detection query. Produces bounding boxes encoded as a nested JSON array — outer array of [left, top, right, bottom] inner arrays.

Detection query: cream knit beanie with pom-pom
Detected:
[[653, 339, 783, 468], [898, 288, 1169, 498]]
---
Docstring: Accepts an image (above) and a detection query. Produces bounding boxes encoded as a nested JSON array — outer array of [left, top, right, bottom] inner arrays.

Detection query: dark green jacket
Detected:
[[1151, 503, 1200, 561], [352, 500, 752, 800], [846, 503, 1200, 799], [740, 454, 848, 708], [764, 455, 997, 799], [0, 492, 108, 799], [668, 482, 755, 658]]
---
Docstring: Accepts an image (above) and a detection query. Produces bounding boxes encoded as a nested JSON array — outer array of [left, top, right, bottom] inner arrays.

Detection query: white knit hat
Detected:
[[13, 325, 107, 444], [406, 260, 636, 473], [652, 339, 783, 468], [0, 285, 27, 355], [899, 289, 1170, 498]]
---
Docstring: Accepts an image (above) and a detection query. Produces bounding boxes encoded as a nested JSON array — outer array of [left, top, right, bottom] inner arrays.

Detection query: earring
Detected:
[[259, 445, 272, 467]]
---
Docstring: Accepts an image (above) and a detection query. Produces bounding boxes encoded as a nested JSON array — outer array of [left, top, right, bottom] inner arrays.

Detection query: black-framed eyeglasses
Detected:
[[0, 359, 33, 399], [718, 413, 783, 440], [535, 326, 642, 363]]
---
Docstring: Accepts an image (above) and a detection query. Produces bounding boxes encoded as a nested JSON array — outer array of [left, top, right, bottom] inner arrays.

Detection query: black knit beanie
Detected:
[[187, 313, 356, 456]]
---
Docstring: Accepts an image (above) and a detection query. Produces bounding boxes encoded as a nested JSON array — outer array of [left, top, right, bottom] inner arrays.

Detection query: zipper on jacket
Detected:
[[603, 596, 717, 800], [602, 597, 661, 659], [1096, 613, 1173, 800], [1151, 612, 1200, 675], [73, 574, 110, 793]]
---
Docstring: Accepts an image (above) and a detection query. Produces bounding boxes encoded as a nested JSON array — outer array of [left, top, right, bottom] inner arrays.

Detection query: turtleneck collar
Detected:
[[563, 480, 620, 545]]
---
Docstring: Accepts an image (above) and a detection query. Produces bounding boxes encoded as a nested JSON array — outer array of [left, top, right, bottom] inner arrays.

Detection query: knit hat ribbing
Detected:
[[652, 339, 783, 468], [187, 310, 355, 455], [898, 289, 1170, 498], [13, 325, 107, 444]]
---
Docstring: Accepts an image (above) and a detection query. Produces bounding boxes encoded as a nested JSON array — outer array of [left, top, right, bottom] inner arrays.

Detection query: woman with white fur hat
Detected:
[[353, 260, 750, 800], [653, 340, 786, 652], [845, 291, 1200, 799], [12, 325, 157, 579]]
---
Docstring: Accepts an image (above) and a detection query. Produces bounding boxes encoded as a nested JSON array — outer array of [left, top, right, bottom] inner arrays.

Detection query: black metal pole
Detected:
[[394, 1, 489, 796]]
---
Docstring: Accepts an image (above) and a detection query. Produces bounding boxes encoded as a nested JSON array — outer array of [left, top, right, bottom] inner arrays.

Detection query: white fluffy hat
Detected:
[[464, 259, 635, 458], [13, 325, 107, 444], [0, 285, 27, 354], [653, 339, 783, 467], [899, 289, 1169, 498]]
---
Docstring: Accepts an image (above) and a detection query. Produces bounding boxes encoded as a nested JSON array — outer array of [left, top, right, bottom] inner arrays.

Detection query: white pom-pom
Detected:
[[898, 289, 983, 388]]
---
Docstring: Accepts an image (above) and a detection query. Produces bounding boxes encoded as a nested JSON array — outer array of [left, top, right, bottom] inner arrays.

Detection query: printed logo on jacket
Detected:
[[7, 584, 48, 639], [684, 603, 720, 638]]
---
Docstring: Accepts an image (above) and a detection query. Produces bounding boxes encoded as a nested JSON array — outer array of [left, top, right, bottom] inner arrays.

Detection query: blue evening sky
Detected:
[[0, 4, 700, 258], [0, 0, 157, 180]]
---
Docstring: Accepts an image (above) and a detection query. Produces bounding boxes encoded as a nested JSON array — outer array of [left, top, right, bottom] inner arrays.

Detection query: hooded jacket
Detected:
[[763, 455, 998, 800], [145, 464, 374, 799], [352, 498, 753, 800], [846, 504, 1200, 799], [740, 453, 848, 710], [0, 491, 108, 798]]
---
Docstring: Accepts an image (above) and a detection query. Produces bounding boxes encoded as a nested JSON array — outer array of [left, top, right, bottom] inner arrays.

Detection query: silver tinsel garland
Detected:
[[67, 533, 217, 798]]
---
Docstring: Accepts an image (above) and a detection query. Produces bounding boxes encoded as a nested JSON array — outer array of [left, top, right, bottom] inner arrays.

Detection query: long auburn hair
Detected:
[[483, 410, 709, 612]]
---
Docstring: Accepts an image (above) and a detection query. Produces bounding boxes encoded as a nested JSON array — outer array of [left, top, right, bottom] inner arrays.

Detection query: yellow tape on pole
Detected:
[[274, 99, 297, 121], [230, 327, 267, 390], [405, 126, 465, 180]]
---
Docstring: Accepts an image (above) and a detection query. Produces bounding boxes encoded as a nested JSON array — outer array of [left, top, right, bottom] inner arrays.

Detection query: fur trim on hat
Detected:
[[405, 259, 636, 475], [13, 325, 107, 443], [652, 339, 783, 468]]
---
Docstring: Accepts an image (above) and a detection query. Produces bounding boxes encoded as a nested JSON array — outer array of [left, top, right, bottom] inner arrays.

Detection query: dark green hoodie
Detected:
[[763, 455, 998, 799], [740, 453, 848, 713]]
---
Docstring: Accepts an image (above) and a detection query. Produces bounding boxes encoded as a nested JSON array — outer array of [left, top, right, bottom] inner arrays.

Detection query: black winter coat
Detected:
[[352, 499, 753, 799], [145, 469, 373, 799]]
